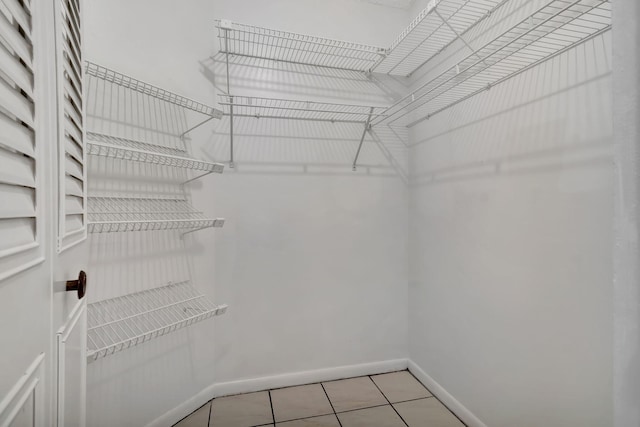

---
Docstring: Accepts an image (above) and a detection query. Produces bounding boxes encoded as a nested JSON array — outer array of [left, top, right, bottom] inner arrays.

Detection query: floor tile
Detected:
[[322, 377, 388, 412], [371, 371, 432, 403], [337, 405, 406, 427], [394, 398, 464, 427], [271, 384, 334, 422], [174, 402, 211, 427], [210, 391, 273, 427], [276, 414, 341, 426]]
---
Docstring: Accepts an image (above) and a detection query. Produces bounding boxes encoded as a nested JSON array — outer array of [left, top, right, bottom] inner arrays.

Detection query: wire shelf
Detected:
[[372, 0, 611, 128], [86, 132, 224, 180], [87, 281, 228, 362], [84, 61, 223, 118], [215, 19, 386, 72], [87, 197, 225, 233], [371, 0, 507, 76], [218, 95, 388, 123]]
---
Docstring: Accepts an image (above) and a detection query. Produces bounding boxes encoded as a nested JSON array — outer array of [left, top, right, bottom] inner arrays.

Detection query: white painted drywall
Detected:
[[84, 1, 410, 425], [612, 1, 640, 426], [407, 0, 614, 426]]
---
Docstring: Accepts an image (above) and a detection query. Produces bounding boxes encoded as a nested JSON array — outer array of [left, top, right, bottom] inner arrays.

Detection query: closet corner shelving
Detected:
[[214, 19, 390, 170], [369, 0, 508, 77], [372, 0, 612, 128], [85, 62, 228, 361], [216, 0, 612, 163]]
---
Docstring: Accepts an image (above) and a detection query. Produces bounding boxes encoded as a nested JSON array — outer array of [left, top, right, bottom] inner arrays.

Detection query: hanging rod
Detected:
[[84, 61, 223, 119]]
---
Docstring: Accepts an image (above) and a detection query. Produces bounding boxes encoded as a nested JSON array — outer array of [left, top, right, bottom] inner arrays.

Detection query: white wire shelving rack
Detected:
[[85, 61, 223, 120], [86, 281, 228, 362], [371, 0, 509, 76], [214, 19, 391, 169], [372, 0, 612, 128], [215, 19, 387, 72], [87, 196, 225, 234], [218, 95, 384, 170], [218, 95, 388, 124], [86, 132, 224, 182]]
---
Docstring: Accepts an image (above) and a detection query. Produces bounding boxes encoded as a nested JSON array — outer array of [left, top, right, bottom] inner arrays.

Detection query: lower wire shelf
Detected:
[[87, 196, 225, 233], [86, 281, 228, 362]]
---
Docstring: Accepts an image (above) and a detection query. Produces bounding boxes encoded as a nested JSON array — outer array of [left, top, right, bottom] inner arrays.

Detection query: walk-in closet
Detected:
[[0, 0, 637, 426]]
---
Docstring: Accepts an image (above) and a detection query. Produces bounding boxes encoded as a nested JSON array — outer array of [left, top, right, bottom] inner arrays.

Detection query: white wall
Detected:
[[407, 1, 614, 426], [612, 1, 640, 426], [84, 0, 410, 425]]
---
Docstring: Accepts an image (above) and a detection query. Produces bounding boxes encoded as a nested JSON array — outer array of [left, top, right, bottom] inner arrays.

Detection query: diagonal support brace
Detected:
[[352, 107, 375, 171], [434, 8, 487, 67]]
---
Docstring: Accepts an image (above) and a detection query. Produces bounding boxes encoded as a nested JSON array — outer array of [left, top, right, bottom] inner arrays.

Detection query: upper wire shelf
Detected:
[[218, 95, 388, 124], [87, 280, 228, 362], [87, 196, 225, 234], [215, 19, 387, 72], [371, 0, 508, 76], [372, 0, 612, 128], [85, 61, 223, 118], [86, 132, 224, 181]]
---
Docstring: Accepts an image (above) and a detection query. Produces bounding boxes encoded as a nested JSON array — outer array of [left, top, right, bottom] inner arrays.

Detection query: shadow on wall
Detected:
[[84, 65, 222, 427], [408, 31, 613, 188], [86, 327, 205, 427], [194, 53, 410, 181], [84, 70, 204, 302]]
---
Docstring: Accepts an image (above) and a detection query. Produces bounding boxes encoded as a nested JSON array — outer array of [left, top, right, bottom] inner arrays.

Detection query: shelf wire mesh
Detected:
[[86, 281, 228, 362], [87, 196, 225, 233], [84, 61, 223, 118], [372, 0, 611, 128], [218, 95, 388, 123], [86, 132, 224, 176], [215, 20, 386, 72], [371, 0, 508, 76]]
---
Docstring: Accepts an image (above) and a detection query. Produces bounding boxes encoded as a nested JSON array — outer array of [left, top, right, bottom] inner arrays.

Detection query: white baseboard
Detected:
[[147, 358, 408, 427], [407, 360, 487, 427]]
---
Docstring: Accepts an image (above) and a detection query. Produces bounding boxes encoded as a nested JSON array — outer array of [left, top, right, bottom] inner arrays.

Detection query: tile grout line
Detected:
[[251, 370, 407, 394], [268, 390, 276, 426], [368, 375, 411, 427], [320, 382, 344, 427], [335, 402, 389, 414], [208, 371, 431, 427], [405, 370, 468, 427], [389, 396, 434, 405]]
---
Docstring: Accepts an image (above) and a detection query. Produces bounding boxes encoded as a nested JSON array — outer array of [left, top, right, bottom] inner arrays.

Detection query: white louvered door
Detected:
[[0, 0, 54, 426], [0, 0, 88, 425], [52, 0, 87, 425], [55, 0, 85, 252], [0, 0, 43, 280]]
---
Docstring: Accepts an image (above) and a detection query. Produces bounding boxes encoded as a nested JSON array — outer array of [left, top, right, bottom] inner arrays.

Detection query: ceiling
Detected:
[[361, 0, 416, 9]]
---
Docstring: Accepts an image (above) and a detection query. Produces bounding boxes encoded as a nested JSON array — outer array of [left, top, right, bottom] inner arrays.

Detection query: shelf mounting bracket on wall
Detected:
[[352, 107, 374, 171]]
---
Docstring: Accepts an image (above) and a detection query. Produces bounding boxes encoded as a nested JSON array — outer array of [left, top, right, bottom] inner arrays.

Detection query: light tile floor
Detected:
[[174, 370, 465, 427]]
